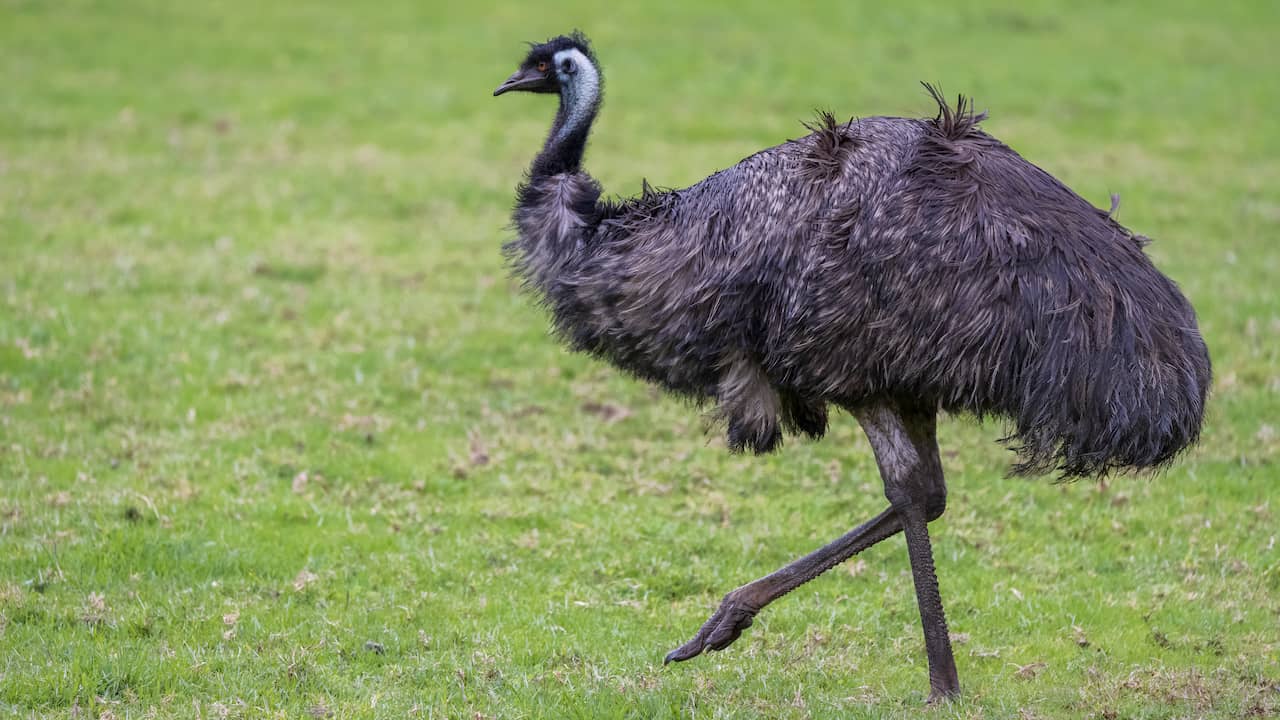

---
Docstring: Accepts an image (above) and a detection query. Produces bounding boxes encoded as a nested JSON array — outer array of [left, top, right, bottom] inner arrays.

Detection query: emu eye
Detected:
[[536, 61, 549, 73]]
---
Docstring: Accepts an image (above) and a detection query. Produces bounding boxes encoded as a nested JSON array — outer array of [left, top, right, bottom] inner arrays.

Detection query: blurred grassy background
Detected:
[[1, 0, 1278, 717]]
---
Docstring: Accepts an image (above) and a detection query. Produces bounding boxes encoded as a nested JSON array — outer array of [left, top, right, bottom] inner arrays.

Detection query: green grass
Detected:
[[2, 0, 1278, 717]]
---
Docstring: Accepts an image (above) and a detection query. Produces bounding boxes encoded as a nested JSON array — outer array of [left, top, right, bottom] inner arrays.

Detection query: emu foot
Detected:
[[663, 593, 759, 664], [926, 686, 960, 706]]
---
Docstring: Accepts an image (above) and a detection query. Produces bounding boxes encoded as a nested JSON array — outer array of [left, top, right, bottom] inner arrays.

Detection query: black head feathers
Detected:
[[523, 30, 597, 67]]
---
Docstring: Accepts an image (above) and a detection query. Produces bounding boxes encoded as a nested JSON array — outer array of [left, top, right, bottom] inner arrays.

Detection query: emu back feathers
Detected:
[[507, 93, 1210, 478]]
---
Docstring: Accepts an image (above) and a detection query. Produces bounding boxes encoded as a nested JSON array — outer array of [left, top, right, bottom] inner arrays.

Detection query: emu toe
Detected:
[[664, 595, 759, 664], [926, 686, 961, 706]]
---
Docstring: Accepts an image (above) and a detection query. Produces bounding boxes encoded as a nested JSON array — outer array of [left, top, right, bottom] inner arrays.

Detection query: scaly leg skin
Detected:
[[664, 507, 901, 664], [857, 403, 960, 703], [901, 506, 960, 704]]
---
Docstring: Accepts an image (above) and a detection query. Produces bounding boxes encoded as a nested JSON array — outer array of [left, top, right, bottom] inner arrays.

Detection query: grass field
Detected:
[[2, 0, 1279, 717]]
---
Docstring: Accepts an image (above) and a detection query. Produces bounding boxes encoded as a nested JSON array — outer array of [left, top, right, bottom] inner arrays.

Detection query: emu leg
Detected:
[[664, 506, 902, 664], [857, 404, 960, 702], [899, 506, 960, 703]]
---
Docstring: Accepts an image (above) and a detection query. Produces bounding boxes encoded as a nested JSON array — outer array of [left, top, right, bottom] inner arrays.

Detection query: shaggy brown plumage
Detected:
[[506, 68, 1208, 474]]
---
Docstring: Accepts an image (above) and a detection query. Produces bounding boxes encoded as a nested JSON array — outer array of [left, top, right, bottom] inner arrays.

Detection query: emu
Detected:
[[493, 32, 1210, 702]]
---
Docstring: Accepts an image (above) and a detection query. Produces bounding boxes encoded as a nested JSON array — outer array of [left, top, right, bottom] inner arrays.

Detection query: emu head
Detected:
[[493, 31, 600, 102]]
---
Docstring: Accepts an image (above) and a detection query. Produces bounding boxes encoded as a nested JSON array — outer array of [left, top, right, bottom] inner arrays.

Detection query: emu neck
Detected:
[[512, 55, 605, 289], [531, 71, 600, 177]]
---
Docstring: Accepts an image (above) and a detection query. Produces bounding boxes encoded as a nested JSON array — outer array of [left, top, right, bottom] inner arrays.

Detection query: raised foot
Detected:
[[663, 593, 759, 664]]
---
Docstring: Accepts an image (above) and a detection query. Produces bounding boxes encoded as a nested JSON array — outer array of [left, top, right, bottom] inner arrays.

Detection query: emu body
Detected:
[[495, 33, 1210, 702]]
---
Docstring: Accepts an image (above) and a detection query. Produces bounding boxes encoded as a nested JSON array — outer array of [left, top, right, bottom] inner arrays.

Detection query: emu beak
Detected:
[[493, 68, 548, 96]]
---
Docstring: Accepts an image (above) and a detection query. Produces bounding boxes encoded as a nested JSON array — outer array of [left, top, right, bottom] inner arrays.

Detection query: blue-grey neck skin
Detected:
[[531, 48, 601, 177]]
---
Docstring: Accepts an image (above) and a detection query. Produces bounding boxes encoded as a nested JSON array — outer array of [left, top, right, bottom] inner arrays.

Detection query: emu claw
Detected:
[[926, 686, 961, 705], [931, 681, 962, 702], [663, 594, 759, 664]]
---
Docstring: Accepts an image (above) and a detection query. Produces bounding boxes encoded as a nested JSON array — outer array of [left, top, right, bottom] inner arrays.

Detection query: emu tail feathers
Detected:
[[1007, 303, 1211, 479]]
